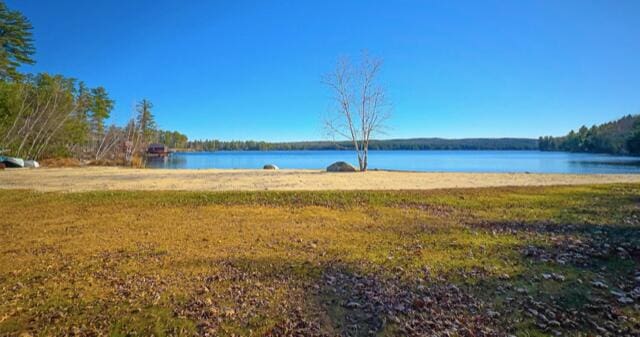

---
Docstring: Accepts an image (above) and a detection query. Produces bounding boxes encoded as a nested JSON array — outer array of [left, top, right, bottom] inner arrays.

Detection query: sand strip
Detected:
[[0, 167, 639, 192]]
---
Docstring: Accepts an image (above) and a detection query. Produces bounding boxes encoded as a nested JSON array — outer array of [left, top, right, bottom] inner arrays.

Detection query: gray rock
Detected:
[[263, 164, 279, 170], [326, 161, 357, 172]]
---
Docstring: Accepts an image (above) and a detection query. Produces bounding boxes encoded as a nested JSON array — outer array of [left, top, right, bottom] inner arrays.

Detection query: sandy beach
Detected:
[[0, 166, 639, 191]]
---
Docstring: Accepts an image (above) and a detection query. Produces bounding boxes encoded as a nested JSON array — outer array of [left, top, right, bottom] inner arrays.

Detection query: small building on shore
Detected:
[[147, 143, 169, 157]]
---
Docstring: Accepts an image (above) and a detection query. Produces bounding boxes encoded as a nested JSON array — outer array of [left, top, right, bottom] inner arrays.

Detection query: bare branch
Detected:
[[322, 52, 391, 171]]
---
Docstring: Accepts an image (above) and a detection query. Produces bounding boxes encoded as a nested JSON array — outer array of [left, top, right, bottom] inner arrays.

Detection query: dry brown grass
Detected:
[[38, 157, 82, 168], [1, 185, 639, 336], [130, 155, 144, 168], [86, 159, 125, 167]]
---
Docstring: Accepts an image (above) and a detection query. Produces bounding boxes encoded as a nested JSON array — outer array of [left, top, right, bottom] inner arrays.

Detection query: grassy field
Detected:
[[1, 185, 639, 336]]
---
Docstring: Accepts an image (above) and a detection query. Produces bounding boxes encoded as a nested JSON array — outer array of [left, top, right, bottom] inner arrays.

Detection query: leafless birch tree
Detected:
[[323, 53, 390, 171], [1, 75, 77, 160]]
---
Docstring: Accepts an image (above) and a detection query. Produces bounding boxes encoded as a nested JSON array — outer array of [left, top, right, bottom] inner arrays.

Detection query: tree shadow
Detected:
[[163, 214, 640, 337], [463, 219, 640, 336], [171, 256, 505, 337]]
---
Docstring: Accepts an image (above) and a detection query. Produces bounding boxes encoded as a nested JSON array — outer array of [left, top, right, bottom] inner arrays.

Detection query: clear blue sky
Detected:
[[8, 0, 640, 141]]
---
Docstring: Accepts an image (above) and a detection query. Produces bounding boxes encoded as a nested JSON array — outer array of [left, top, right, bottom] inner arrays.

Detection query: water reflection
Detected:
[[146, 155, 187, 167], [569, 160, 640, 167]]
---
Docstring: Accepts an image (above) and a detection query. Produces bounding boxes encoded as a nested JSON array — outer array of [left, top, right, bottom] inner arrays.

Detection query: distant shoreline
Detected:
[[170, 148, 640, 158], [182, 137, 539, 152], [174, 148, 541, 152]]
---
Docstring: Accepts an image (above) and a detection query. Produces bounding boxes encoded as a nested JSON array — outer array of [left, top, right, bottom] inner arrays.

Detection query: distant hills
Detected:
[[539, 114, 640, 155]]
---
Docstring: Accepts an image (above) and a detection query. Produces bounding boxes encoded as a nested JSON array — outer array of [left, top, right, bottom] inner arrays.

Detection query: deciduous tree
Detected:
[[323, 52, 390, 171]]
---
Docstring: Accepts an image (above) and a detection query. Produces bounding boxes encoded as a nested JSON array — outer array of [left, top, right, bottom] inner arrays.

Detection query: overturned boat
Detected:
[[1, 156, 24, 168]]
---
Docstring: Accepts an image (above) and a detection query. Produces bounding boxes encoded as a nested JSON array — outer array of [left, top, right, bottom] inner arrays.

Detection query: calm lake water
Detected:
[[145, 150, 640, 174]]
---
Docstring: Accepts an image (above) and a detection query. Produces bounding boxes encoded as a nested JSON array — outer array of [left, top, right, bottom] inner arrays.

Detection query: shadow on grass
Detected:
[[172, 256, 504, 337], [464, 219, 640, 336]]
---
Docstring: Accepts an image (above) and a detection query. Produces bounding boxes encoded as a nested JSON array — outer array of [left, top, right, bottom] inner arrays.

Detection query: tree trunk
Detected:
[[361, 148, 368, 172]]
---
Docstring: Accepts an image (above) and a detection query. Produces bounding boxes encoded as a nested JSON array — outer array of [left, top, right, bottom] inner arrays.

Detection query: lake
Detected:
[[145, 150, 640, 174]]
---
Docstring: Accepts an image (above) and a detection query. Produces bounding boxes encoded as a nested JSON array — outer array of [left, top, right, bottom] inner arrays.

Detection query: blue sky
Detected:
[[8, 0, 640, 141]]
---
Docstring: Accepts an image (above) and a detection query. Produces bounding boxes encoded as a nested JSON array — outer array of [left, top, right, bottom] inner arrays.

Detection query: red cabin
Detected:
[[147, 143, 169, 156]]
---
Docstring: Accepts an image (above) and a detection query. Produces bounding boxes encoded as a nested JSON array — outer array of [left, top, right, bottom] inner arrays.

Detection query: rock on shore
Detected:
[[327, 161, 357, 172]]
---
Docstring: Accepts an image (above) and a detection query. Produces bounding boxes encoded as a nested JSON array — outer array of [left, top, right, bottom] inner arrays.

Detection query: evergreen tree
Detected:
[[135, 99, 156, 146], [0, 1, 35, 81], [539, 114, 640, 155], [627, 121, 640, 155]]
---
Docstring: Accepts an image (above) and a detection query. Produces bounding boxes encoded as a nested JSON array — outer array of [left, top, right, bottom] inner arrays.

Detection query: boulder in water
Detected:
[[263, 164, 279, 170], [326, 161, 357, 172]]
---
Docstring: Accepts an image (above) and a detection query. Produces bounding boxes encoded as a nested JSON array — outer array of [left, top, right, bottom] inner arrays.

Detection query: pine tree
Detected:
[[0, 1, 35, 81]]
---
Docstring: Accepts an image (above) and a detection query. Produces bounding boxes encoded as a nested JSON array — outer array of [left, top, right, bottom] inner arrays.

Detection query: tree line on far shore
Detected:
[[187, 114, 640, 156], [539, 114, 640, 155], [183, 138, 538, 151]]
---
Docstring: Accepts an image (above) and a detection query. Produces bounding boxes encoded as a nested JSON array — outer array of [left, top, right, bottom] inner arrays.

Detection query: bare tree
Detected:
[[323, 52, 390, 171], [94, 125, 122, 161], [121, 100, 156, 166], [123, 118, 138, 164], [3, 75, 78, 160], [0, 74, 116, 161]]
